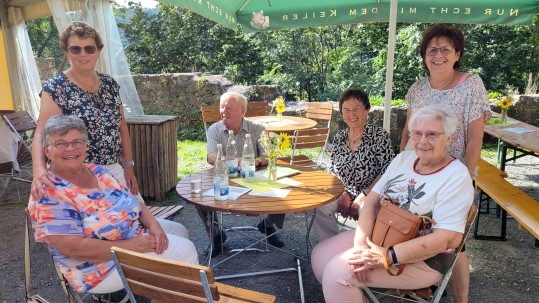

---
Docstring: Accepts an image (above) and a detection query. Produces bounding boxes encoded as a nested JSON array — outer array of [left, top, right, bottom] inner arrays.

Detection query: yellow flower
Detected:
[[279, 132, 290, 153], [276, 102, 286, 113], [499, 98, 512, 109], [274, 97, 286, 113]]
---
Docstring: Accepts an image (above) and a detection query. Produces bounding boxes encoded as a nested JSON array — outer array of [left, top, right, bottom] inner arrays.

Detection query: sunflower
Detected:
[[276, 102, 286, 113], [279, 132, 291, 153], [274, 97, 286, 113], [499, 98, 512, 109]]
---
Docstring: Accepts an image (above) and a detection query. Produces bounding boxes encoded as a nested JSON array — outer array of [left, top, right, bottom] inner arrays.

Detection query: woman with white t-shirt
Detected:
[[311, 105, 474, 303]]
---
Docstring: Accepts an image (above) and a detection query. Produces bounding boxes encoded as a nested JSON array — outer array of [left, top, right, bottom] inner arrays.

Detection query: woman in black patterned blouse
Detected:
[[31, 21, 138, 200], [313, 89, 394, 241]]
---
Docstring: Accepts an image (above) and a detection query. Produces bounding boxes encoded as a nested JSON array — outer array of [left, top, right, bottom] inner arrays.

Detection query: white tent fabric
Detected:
[[6, 7, 41, 119], [46, 0, 144, 115]]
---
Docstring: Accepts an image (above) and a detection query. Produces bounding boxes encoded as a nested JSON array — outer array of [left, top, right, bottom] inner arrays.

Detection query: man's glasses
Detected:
[[50, 139, 87, 150], [426, 45, 454, 56], [409, 130, 445, 141], [68, 46, 97, 55]]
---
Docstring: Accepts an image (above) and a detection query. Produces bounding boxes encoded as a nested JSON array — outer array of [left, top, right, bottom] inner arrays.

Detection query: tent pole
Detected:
[[383, 0, 398, 133]]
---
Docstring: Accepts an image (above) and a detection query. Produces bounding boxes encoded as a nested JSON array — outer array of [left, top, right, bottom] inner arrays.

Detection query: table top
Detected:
[[250, 115, 317, 133], [484, 113, 539, 154], [176, 162, 343, 215]]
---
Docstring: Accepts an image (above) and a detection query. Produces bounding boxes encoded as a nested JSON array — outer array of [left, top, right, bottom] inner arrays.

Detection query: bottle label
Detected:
[[227, 160, 238, 174]]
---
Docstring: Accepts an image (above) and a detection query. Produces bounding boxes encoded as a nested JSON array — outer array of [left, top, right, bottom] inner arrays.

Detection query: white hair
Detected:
[[408, 105, 458, 136], [220, 91, 248, 109]]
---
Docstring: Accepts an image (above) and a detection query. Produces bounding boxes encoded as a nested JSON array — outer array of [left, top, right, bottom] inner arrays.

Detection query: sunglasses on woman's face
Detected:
[[68, 45, 97, 55]]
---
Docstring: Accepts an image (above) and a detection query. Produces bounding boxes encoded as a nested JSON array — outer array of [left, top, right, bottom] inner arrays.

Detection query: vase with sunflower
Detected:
[[273, 97, 286, 122], [259, 131, 291, 183], [499, 97, 513, 124]]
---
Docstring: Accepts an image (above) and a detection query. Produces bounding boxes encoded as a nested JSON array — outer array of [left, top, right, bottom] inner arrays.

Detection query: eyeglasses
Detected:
[[426, 45, 454, 56], [409, 130, 445, 141], [68, 45, 97, 55], [50, 139, 87, 150], [342, 107, 366, 115]]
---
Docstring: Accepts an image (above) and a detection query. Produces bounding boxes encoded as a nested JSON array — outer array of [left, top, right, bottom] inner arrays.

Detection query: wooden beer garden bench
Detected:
[[148, 205, 183, 219], [473, 158, 539, 247]]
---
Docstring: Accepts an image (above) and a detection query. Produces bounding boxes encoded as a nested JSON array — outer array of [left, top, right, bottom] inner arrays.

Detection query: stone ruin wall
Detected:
[[132, 72, 539, 147]]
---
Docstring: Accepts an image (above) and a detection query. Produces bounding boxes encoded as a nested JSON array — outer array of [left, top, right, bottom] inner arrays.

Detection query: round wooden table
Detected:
[[176, 164, 343, 215], [249, 115, 318, 133]]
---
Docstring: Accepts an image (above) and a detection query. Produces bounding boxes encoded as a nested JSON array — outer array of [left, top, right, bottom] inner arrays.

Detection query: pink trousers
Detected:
[[311, 229, 442, 303]]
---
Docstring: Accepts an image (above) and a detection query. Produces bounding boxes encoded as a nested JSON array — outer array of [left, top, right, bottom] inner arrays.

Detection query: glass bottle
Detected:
[[241, 134, 256, 183], [225, 130, 238, 177], [213, 144, 229, 201]]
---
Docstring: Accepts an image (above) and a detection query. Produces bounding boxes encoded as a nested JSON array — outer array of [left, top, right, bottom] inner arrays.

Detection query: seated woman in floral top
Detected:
[[28, 115, 198, 297], [313, 88, 394, 241]]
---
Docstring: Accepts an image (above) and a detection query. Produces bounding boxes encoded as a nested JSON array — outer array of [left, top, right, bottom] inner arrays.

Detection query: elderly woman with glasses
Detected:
[[28, 115, 198, 299], [400, 23, 491, 303], [313, 88, 394, 241], [311, 105, 474, 303], [31, 21, 138, 201]]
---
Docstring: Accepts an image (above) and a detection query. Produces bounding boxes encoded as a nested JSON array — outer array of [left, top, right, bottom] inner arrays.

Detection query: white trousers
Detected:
[[88, 218, 199, 294], [313, 199, 356, 242]]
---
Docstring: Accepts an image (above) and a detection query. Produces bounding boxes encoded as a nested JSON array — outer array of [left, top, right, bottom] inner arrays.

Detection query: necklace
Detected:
[[432, 71, 455, 90], [348, 129, 363, 144]]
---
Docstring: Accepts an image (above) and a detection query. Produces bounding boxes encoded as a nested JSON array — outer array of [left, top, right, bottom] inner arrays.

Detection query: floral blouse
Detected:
[[405, 74, 491, 162], [28, 164, 144, 293], [328, 123, 395, 200], [41, 72, 123, 165]]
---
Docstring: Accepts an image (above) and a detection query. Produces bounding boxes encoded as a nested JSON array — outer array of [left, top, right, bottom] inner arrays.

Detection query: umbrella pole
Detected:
[[383, 0, 398, 133]]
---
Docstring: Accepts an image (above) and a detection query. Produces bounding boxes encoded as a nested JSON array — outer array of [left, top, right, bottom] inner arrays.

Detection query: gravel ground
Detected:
[[1, 156, 538, 303]]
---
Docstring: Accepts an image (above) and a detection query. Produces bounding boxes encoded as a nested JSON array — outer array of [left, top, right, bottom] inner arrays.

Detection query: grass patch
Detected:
[[177, 140, 211, 180]]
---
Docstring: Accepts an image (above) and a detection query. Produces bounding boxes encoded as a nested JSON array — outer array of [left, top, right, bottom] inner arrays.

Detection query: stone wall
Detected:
[[132, 72, 539, 146]]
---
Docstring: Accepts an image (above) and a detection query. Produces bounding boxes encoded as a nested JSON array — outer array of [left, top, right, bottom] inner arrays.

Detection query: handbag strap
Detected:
[[383, 247, 406, 276]]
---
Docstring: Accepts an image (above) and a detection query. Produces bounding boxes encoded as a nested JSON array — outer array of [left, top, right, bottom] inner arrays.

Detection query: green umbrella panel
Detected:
[[160, 0, 539, 32]]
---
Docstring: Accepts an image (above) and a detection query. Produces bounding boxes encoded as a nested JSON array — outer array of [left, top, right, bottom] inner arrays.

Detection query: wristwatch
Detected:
[[122, 160, 135, 168], [389, 246, 400, 266]]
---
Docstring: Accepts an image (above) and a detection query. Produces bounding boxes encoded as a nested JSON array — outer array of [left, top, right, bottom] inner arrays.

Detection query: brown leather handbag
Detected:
[[371, 198, 435, 276]]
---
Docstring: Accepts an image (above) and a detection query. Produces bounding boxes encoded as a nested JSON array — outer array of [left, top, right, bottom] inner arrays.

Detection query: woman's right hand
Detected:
[[30, 167, 60, 199]]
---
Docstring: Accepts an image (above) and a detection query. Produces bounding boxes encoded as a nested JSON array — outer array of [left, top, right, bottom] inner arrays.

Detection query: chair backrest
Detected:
[[290, 128, 329, 165], [111, 246, 219, 303], [200, 105, 221, 134], [306, 103, 333, 128], [3, 111, 37, 143], [245, 102, 270, 117], [2, 111, 35, 175]]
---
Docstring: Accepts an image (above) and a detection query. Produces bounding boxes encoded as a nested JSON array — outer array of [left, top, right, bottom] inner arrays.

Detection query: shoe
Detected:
[[211, 231, 227, 257], [257, 220, 284, 248]]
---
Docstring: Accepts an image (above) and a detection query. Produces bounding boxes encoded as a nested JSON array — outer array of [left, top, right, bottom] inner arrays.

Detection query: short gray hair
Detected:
[[42, 115, 88, 146], [221, 91, 248, 109], [408, 105, 458, 136]]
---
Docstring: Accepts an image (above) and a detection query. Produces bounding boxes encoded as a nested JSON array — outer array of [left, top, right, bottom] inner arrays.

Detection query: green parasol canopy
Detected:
[[160, 0, 539, 32]]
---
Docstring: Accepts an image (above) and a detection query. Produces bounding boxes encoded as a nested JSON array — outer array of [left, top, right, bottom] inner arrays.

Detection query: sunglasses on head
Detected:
[[68, 45, 97, 55]]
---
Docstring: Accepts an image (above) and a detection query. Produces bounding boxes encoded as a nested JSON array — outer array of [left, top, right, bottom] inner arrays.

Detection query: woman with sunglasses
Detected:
[[31, 21, 138, 200], [399, 23, 491, 303]]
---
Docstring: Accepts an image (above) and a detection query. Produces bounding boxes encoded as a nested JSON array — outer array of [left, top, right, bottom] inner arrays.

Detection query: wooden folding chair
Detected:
[[245, 102, 270, 117], [363, 204, 478, 303], [2, 111, 36, 172], [289, 127, 330, 167], [201, 105, 221, 135], [110, 246, 276, 303], [306, 102, 333, 128]]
